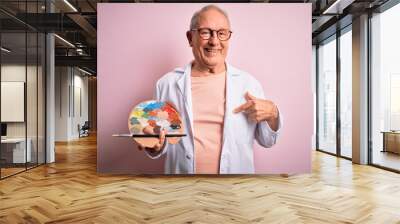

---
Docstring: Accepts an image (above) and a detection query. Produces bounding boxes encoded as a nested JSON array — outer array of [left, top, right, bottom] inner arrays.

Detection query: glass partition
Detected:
[[27, 31, 38, 169], [38, 32, 45, 165], [0, 1, 46, 179], [1, 31, 28, 177]]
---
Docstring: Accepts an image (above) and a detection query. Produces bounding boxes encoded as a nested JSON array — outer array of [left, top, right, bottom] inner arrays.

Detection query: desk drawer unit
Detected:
[[383, 132, 400, 154], [13, 141, 31, 163], [1, 138, 32, 164]]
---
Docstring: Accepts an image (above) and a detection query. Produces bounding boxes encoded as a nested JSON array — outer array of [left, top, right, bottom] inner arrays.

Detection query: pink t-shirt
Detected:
[[191, 71, 226, 174]]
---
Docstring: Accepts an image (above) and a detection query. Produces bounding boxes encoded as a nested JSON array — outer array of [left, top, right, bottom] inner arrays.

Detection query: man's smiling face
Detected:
[[188, 9, 230, 70]]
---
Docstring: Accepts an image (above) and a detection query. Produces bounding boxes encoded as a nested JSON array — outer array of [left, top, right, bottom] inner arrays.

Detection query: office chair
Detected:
[[79, 121, 90, 138]]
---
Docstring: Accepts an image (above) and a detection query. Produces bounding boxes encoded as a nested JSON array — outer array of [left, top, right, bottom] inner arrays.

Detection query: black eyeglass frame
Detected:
[[190, 28, 233, 41]]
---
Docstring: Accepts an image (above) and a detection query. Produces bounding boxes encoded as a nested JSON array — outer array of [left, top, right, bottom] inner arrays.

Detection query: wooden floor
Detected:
[[0, 167, 26, 178], [373, 150, 400, 171], [1, 135, 400, 223]]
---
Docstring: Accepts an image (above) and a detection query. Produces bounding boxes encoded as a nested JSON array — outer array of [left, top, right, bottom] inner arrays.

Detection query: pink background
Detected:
[[97, 3, 312, 174]]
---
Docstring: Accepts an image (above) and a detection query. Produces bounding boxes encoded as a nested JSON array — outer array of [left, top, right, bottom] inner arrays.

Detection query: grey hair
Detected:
[[189, 5, 231, 30]]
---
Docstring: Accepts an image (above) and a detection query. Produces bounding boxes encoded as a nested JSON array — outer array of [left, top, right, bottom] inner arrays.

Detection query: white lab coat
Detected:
[[145, 62, 282, 174]]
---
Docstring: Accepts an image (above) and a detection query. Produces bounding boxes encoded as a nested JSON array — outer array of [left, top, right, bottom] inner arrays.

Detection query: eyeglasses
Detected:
[[191, 28, 232, 41]]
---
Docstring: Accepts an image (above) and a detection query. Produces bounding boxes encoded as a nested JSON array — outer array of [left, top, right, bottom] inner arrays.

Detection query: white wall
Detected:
[[1, 64, 46, 164], [55, 67, 89, 141], [55, 66, 70, 141], [72, 73, 89, 138], [1, 65, 42, 137]]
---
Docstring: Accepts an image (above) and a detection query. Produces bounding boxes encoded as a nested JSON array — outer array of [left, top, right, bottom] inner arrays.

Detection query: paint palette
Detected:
[[127, 100, 184, 146]]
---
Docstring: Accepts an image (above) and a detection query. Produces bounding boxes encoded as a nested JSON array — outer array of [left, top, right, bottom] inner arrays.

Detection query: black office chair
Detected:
[[79, 121, 90, 138]]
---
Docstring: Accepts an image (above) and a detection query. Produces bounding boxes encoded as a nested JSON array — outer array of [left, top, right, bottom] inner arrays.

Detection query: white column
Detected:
[[46, 33, 55, 163], [45, 0, 55, 163]]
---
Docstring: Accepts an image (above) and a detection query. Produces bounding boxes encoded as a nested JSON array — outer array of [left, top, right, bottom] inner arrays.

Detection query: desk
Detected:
[[381, 131, 400, 154], [1, 138, 31, 163]]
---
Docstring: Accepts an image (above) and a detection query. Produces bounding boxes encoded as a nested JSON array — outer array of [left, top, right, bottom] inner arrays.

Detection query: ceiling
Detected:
[[0, 0, 393, 75]]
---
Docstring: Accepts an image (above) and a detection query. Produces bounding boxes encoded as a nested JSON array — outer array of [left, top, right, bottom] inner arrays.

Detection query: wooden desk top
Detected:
[[381, 131, 400, 134]]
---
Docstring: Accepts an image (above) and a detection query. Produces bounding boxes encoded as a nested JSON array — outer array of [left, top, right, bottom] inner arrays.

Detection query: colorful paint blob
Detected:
[[128, 100, 183, 135]]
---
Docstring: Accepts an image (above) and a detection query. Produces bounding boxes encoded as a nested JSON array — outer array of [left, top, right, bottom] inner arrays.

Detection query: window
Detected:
[[340, 28, 352, 158], [371, 2, 400, 171], [317, 36, 337, 154]]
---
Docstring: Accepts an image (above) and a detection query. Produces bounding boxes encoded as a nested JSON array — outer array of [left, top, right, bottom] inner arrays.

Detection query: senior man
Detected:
[[135, 5, 282, 174]]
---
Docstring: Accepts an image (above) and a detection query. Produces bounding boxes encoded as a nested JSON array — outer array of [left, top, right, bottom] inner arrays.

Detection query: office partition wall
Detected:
[[0, 1, 46, 179]]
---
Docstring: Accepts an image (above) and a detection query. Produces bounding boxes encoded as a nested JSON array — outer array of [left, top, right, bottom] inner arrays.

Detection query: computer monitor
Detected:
[[1, 123, 7, 137]]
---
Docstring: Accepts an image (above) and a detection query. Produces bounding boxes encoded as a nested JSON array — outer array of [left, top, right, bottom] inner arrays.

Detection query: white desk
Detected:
[[1, 138, 32, 163]]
